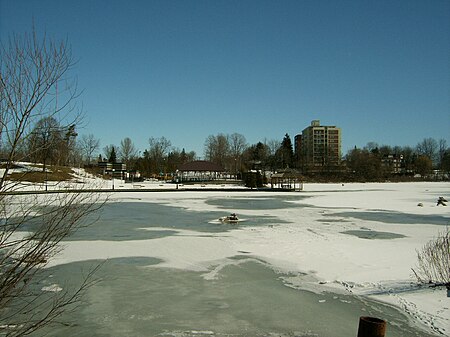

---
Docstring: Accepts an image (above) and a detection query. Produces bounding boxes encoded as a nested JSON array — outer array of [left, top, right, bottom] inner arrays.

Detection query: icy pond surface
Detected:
[[40, 258, 431, 337], [35, 190, 447, 337]]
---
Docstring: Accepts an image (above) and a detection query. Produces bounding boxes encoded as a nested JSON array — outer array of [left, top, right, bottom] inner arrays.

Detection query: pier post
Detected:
[[357, 316, 386, 337]]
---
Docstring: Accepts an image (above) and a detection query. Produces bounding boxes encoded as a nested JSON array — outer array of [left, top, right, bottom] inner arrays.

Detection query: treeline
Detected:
[[103, 133, 449, 181], [345, 139, 450, 181], [100, 133, 298, 179], [6, 120, 448, 182], [0, 116, 81, 171]]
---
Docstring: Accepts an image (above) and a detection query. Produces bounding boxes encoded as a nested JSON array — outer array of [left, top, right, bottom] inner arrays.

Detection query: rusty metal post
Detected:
[[357, 316, 386, 337]]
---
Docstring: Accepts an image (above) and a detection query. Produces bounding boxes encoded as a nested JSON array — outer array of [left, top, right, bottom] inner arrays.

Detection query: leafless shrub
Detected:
[[412, 227, 450, 288]]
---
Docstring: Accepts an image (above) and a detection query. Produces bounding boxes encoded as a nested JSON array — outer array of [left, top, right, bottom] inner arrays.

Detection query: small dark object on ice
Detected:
[[219, 213, 239, 223], [437, 197, 447, 206]]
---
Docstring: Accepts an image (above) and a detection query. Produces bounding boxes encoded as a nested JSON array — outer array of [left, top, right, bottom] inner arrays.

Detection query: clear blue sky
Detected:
[[1, 0, 449, 158]]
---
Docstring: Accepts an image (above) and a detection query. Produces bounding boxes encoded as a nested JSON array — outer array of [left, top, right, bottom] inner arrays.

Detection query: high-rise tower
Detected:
[[296, 120, 341, 171]]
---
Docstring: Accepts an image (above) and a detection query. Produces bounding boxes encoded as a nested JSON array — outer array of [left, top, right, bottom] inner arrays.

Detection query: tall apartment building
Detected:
[[295, 120, 341, 171]]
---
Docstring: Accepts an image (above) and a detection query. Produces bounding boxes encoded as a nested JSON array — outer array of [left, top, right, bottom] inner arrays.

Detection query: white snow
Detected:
[[11, 174, 450, 334], [41, 284, 63, 292]]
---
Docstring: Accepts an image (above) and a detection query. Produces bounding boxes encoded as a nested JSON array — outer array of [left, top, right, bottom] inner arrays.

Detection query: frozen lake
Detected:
[[41, 257, 429, 337], [36, 183, 449, 336]]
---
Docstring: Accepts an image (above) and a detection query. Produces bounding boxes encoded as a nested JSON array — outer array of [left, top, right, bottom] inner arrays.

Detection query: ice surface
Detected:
[[39, 181, 450, 335], [39, 258, 437, 337]]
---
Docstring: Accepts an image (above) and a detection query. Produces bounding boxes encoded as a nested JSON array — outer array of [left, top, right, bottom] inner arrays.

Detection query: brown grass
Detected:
[[7, 166, 75, 183]]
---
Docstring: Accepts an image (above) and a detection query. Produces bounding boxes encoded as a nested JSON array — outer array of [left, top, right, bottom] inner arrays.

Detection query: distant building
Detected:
[[381, 154, 404, 174], [97, 161, 127, 178], [295, 120, 342, 172]]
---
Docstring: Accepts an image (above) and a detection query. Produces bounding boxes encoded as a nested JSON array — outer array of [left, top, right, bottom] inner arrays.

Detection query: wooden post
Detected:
[[357, 316, 386, 337]]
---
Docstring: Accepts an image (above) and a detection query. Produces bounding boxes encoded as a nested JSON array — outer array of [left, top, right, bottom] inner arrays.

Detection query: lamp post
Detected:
[[112, 168, 115, 190]]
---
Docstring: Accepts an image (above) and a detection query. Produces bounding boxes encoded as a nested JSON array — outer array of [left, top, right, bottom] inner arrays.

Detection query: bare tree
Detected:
[[0, 30, 82, 181], [79, 134, 100, 165], [416, 138, 438, 165], [264, 138, 281, 171], [203, 135, 216, 163], [438, 139, 448, 169], [119, 137, 138, 167], [414, 155, 433, 176], [148, 137, 172, 175], [412, 228, 450, 292], [229, 133, 247, 159], [345, 147, 383, 181], [265, 138, 281, 157], [28, 116, 63, 171], [148, 136, 171, 160], [229, 133, 247, 177], [0, 29, 103, 335], [203, 134, 229, 168]]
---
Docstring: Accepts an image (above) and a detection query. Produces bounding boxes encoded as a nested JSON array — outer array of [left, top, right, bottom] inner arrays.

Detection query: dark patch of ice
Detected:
[[341, 230, 406, 240]]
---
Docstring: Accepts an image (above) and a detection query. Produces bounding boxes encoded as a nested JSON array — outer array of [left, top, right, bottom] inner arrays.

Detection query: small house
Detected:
[[270, 169, 303, 191]]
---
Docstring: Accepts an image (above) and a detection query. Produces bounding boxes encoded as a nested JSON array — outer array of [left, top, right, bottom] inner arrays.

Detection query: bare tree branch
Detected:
[[0, 28, 104, 336]]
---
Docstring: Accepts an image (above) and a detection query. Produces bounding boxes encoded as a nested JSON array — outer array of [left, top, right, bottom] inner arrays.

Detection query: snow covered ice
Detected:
[[39, 181, 449, 336]]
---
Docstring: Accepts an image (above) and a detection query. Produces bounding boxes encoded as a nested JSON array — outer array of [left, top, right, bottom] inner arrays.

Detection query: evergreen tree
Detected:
[[108, 146, 117, 163], [277, 133, 294, 168]]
